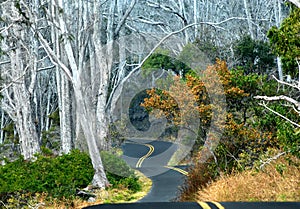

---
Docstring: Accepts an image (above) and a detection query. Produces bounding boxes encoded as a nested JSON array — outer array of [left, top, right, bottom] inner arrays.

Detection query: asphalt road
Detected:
[[122, 139, 187, 202], [85, 202, 300, 209], [84, 139, 300, 209]]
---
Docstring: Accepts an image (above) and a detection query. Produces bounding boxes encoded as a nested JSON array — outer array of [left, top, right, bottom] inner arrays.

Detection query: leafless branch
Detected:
[[0, 67, 29, 94], [35, 30, 73, 82], [259, 151, 286, 170], [38, 65, 55, 72], [258, 101, 300, 128], [114, 0, 137, 36], [272, 75, 300, 91], [134, 16, 166, 26], [255, 95, 300, 111], [288, 0, 300, 8], [0, 60, 10, 65], [0, 23, 14, 34]]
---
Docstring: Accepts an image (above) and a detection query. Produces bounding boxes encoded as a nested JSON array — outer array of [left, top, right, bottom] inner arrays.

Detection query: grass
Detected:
[[100, 170, 152, 204], [196, 155, 300, 202]]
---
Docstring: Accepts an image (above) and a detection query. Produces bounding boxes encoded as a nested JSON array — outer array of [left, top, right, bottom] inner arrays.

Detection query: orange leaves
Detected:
[[224, 113, 276, 154], [141, 60, 249, 130], [226, 87, 249, 99]]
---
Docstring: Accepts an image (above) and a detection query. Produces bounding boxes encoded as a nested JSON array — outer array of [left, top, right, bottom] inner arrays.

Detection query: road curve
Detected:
[[84, 139, 300, 209], [122, 139, 187, 202]]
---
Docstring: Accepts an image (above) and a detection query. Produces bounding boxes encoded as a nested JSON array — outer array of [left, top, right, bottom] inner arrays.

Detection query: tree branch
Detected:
[[134, 16, 166, 26], [255, 95, 300, 111], [272, 75, 300, 91], [259, 151, 286, 170], [35, 30, 73, 82], [0, 60, 10, 65], [114, 0, 137, 36], [258, 101, 300, 127], [288, 0, 300, 8]]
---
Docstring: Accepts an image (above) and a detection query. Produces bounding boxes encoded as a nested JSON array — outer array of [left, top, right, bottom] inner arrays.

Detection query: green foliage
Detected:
[[0, 150, 141, 202], [251, 100, 300, 160], [48, 109, 60, 126], [0, 149, 94, 199], [100, 151, 141, 192], [277, 122, 300, 158], [193, 38, 223, 62], [142, 48, 192, 77], [41, 127, 60, 152], [234, 36, 275, 74], [41, 109, 60, 152], [101, 151, 135, 178], [268, 7, 300, 75]]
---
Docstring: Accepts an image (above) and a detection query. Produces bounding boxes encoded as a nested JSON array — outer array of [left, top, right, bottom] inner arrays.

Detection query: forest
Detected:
[[0, 0, 299, 207]]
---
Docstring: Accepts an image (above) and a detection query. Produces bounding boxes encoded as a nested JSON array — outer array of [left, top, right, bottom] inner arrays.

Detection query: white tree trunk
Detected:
[[0, 1, 40, 159], [0, 111, 5, 144], [297, 59, 300, 88], [277, 57, 283, 81], [193, 0, 198, 39], [11, 48, 40, 160], [274, 0, 283, 81], [243, 0, 254, 39], [57, 70, 73, 154], [74, 82, 109, 187]]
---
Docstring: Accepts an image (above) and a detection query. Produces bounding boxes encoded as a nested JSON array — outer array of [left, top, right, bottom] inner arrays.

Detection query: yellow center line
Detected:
[[197, 201, 211, 209], [136, 144, 154, 168], [197, 201, 225, 209], [211, 201, 225, 209], [164, 166, 188, 176]]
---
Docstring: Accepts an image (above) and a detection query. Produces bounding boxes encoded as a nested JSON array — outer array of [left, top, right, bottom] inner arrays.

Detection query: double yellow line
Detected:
[[164, 166, 188, 176], [136, 144, 154, 168], [198, 201, 225, 209]]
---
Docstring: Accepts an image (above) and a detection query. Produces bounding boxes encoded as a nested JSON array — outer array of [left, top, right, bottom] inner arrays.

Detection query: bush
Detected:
[[0, 149, 94, 199], [101, 151, 141, 192], [0, 149, 142, 203]]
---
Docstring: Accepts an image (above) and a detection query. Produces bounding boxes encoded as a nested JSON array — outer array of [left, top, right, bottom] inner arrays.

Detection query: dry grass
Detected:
[[197, 156, 300, 202]]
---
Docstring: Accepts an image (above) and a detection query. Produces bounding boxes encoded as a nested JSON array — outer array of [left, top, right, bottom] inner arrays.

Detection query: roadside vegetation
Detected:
[[142, 5, 300, 202], [0, 0, 299, 206], [0, 149, 151, 208], [196, 154, 300, 202]]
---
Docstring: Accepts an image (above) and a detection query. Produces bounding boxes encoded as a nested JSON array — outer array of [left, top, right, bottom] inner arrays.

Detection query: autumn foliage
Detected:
[[141, 59, 250, 145], [142, 59, 285, 200]]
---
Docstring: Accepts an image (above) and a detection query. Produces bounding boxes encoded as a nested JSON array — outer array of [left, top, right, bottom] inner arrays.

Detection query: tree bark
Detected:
[[10, 47, 40, 160]]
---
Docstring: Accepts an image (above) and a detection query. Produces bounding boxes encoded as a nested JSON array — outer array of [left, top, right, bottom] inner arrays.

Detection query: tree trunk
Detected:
[[277, 57, 283, 81], [274, 0, 283, 81], [11, 48, 40, 160], [57, 69, 73, 154], [74, 82, 109, 188], [243, 0, 254, 39]]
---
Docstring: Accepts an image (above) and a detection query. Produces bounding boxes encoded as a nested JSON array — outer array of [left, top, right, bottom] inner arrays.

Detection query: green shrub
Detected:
[[101, 151, 141, 192], [0, 149, 142, 202], [0, 149, 94, 199]]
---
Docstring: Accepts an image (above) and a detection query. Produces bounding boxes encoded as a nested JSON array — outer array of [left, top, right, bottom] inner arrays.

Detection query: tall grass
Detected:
[[196, 156, 300, 201]]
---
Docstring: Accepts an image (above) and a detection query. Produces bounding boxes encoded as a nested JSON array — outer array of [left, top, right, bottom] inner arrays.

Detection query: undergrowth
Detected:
[[0, 149, 142, 208], [196, 155, 300, 201]]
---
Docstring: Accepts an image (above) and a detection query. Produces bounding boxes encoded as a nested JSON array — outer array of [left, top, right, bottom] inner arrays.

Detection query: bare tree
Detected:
[[0, 1, 40, 159]]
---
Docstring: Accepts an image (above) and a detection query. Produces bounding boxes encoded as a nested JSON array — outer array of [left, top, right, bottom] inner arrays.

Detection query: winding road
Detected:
[[84, 139, 300, 209], [121, 139, 188, 202]]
